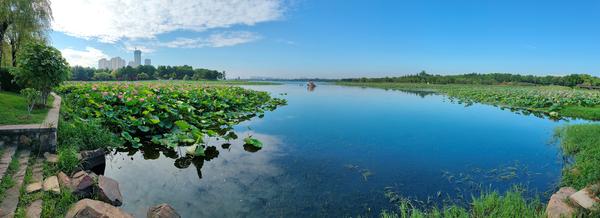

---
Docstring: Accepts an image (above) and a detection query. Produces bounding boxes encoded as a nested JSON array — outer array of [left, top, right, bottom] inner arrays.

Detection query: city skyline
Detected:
[[97, 49, 150, 70]]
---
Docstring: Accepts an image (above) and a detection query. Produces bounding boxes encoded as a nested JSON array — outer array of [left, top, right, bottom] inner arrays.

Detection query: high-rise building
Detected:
[[144, 59, 151, 66], [98, 58, 109, 69], [99, 57, 125, 70], [110, 57, 126, 70], [134, 50, 142, 67]]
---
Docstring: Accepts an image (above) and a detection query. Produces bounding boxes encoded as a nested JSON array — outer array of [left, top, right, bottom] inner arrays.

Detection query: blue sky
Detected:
[[50, 0, 600, 79]]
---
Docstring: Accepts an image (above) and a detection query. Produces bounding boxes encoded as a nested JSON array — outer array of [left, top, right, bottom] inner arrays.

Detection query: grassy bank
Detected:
[[337, 82, 600, 120], [0, 91, 54, 125], [380, 189, 545, 218], [555, 124, 600, 189]]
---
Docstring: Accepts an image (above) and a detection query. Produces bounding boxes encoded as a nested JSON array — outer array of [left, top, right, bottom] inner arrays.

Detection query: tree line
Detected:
[[71, 65, 226, 81], [341, 71, 600, 87]]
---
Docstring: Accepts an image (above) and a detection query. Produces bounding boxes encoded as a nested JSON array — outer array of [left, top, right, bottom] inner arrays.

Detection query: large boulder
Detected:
[[147, 204, 181, 218], [42, 176, 60, 194], [97, 176, 123, 206], [546, 187, 577, 218], [66, 199, 133, 218], [71, 171, 95, 198], [80, 149, 106, 171]]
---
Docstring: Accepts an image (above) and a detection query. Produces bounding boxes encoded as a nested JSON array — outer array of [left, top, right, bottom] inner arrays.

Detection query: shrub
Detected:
[[58, 118, 123, 151], [20, 88, 41, 114], [12, 41, 70, 105]]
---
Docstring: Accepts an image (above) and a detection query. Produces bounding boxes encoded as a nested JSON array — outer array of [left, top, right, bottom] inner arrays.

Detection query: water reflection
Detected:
[[105, 132, 285, 217], [111, 132, 270, 181]]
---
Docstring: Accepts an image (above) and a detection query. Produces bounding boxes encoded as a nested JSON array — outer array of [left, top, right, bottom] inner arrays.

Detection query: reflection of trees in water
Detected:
[[387, 89, 438, 98], [115, 132, 263, 180]]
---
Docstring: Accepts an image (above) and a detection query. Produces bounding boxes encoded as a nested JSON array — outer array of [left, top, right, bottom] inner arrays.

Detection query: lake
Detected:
[[104, 83, 574, 217]]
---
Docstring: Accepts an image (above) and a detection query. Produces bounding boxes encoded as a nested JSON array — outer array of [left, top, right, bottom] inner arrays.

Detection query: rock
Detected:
[[147, 204, 181, 218], [97, 176, 123, 206], [66, 199, 133, 218], [42, 176, 60, 194], [71, 171, 95, 197], [72, 170, 86, 179], [80, 149, 106, 171], [569, 188, 600, 211], [25, 199, 42, 218], [26, 182, 42, 194], [58, 171, 73, 190], [43, 152, 58, 164], [546, 187, 577, 218], [19, 135, 32, 145]]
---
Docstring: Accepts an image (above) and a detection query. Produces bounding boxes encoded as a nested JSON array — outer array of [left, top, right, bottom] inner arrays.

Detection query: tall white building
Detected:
[[98, 57, 125, 70], [144, 59, 151, 66], [98, 58, 109, 70], [134, 50, 142, 67], [110, 57, 126, 70]]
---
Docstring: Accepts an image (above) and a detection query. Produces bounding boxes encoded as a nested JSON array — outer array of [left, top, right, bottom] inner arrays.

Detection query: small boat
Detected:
[[307, 81, 316, 88]]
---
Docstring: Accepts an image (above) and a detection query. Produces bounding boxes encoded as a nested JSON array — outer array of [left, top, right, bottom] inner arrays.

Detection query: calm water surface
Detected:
[[104, 83, 575, 217]]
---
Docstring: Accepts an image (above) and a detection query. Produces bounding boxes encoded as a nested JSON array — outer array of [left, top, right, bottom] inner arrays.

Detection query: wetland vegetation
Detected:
[[338, 73, 600, 217]]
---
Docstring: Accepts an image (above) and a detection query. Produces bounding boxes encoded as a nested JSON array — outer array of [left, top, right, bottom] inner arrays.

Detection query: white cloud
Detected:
[[51, 0, 284, 43], [162, 31, 261, 48], [60, 47, 109, 67]]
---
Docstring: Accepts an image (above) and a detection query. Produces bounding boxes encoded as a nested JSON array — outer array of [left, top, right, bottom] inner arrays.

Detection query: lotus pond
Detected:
[[66, 82, 589, 217]]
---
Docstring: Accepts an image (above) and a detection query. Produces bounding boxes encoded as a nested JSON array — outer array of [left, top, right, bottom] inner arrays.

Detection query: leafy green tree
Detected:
[[13, 41, 70, 104], [92, 71, 113, 81], [1, 0, 52, 66]]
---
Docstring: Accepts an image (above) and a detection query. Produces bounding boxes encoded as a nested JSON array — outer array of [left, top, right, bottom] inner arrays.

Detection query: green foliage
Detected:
[[243, 136, 263, 148], [12, 41, 70, 103], [56, 82, 286, 150], [57, 146, 79, 173], [57, 117, 123, 150], [0, 91, 51, 124], [91, 71, 114, 81], [379, 189, 544, 218], [41, 190, 78, 217], [20, 87, 40, 114], [555, 124, 600, 189]]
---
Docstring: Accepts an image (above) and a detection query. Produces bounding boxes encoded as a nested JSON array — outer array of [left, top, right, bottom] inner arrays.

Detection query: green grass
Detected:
[[0, 91, 54, 125], [379, 189, 545, 218], [555, 124, 600, 189]]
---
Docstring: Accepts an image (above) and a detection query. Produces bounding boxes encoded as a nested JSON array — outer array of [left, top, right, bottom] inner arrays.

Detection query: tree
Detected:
[[13, 41, 70, 104], [1, 0, 52, 66], [92, 71, 113, 81]]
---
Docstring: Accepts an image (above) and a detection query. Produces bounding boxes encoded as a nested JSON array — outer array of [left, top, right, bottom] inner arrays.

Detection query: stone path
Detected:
[[24, 158, 45, 218], [0, 150, 30, 218], [0, 146, 17, 182]]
